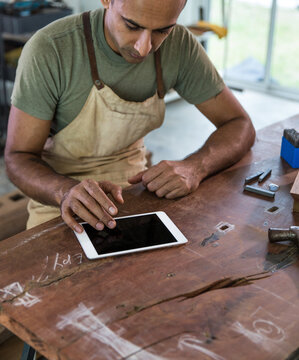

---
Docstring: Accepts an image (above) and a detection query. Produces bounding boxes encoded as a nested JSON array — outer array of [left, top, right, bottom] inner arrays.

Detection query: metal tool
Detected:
[[244, 171, 264, 184], [258, 168, 272, 183], [284, 128, 299, 148], [268, 226, 299, 246], [244, 185, 275, 198], [268, 183, 279, 192]]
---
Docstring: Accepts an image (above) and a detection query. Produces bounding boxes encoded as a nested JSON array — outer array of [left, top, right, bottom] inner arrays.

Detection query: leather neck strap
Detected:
[[83, 11, 103, 90], [154, 48, 165, 99]]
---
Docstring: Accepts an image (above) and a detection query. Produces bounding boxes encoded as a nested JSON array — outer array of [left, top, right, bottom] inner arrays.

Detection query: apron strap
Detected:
[[82, 11, 165, 98], [154, 49, 165, 99], [82, 11, 104, 90]]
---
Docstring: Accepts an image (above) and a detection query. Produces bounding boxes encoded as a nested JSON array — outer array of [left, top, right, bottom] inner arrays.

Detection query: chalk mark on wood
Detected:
[[57, 303, 165, 359], [178, 334, 226, 360], [31, 256, 49, 283], [53, 252, 82, 271], [232, 307, 286, 353], [0, 282, 41, 308], [0, 252, 96, 311], [29, 253, 83, 284], [184, 247, 204, 257], [215, 222, 235, 234], [232, 304, 289, 352], [201, 222, 235, 247], [253, 285, 299, 311], [0, 222, 65, 257], [250, 306, 280, 320]]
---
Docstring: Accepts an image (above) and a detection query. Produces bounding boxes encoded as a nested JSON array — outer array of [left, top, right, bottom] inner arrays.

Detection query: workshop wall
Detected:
[[63, 0, 199, 26], [63, 0, 101, 14]]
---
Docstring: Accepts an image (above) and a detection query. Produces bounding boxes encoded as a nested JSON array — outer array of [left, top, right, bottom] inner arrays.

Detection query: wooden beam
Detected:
[[290, 171, 299, 212]]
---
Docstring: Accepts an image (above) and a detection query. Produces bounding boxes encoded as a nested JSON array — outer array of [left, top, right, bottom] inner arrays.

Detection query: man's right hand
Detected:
[[5, 107, 124, 233], [60, 179, 124, 233]]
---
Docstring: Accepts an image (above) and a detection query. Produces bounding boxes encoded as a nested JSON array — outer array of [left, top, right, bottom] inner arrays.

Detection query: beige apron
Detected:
[[27, 11, 166, 229]]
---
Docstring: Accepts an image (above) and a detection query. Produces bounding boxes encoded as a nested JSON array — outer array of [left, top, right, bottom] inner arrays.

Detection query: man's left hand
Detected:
[[128, 160, 200, 199]]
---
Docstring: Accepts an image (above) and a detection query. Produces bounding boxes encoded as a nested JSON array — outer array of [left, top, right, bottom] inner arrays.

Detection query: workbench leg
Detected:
[[21, 342, 36, 360]]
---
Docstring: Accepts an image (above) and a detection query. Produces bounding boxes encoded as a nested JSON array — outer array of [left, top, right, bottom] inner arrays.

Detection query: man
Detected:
[[4, 0, 255, 234]]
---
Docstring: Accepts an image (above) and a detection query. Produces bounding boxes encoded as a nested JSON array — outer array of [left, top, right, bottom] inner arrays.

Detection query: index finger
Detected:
[[141, 164, 165, 185], [99, 181, 124, 205], [84, 180, 119, 216]]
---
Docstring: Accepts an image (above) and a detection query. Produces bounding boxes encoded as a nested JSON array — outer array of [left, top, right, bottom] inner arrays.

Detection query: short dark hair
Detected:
[[112, 0, 187, 5]]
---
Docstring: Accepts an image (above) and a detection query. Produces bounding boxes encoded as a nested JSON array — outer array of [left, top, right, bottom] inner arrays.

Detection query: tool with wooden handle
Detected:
[[268, 226, 299, 246]]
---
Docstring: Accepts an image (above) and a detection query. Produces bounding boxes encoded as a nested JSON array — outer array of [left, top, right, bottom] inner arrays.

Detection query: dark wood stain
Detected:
[[264, 245, 299, 272], [201, 232, 219, 246], [285, 347, 299, 360]]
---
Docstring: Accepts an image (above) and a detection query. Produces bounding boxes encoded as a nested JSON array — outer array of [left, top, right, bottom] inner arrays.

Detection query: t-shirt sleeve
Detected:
[[11, 31, 61, 120], [173, 26, 225, 105]]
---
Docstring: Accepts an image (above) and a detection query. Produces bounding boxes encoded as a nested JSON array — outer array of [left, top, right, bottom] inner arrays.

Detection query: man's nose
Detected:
[[134, 30, 152, 57]]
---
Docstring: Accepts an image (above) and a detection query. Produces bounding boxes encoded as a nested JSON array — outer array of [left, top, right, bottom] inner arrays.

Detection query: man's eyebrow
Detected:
[[122, 17, 176, 31]]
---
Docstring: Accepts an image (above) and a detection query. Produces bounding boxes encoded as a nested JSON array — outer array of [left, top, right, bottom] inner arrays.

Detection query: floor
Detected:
[[1, 89, 299, 197], [0, 335, 26, 360], [144, 89, 299, 165], [0, 334, 44, 360]]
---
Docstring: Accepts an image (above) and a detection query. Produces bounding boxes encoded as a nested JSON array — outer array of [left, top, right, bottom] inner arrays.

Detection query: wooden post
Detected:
[[290, 171, 299, 212]]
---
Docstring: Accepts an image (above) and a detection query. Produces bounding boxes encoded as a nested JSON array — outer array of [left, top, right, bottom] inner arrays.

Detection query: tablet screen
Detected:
[[82, 214, 178, 255]]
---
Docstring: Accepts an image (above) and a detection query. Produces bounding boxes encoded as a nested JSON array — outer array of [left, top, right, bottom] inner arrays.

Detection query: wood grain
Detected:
[[290, 171, 299, 212], [0, 115, 298, 360]]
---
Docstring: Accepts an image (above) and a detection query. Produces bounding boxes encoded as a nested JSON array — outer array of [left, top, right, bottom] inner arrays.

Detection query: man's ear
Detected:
[[100, 0, 111, 10]]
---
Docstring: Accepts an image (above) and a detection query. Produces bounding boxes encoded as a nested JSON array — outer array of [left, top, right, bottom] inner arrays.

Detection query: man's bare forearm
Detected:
[[184, 115, 255, 183], [5, 151, 78, 206]]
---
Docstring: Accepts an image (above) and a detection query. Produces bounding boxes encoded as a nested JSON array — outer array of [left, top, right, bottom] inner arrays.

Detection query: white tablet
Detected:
[[74, 211, 188, 260]]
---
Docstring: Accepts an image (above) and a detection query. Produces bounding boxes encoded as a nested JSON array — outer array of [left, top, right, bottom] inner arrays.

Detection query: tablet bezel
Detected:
[[73, 211, 188, 260]]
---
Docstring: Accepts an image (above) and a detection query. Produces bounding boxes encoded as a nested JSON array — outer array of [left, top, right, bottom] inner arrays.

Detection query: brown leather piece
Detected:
[[82, 12, 104, 90], [154, 48, 165, 99]]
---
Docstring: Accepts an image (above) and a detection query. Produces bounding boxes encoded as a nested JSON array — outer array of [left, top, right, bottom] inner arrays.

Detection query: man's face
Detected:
[[101, 0, 186, 63]]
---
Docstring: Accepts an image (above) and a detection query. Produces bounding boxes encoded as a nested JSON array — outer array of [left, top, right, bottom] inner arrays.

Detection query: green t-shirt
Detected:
[[12, 8, 225, 132]]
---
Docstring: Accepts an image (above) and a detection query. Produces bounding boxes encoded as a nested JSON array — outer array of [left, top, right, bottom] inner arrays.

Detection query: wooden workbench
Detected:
[[0, 115, 298, 360]]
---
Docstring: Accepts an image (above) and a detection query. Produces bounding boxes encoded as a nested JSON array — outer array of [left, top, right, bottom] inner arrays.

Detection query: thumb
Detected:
[[110, 186, 124, 204], [98, 181, 124, 204], [128, 170, 146, 184]]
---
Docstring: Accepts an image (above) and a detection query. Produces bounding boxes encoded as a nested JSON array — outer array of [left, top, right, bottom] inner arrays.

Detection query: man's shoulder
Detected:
[[38, 8, 103, 41], [24, 10, 97, 58], [161, 24, 199, 65], [35, 12, 84, 41], [162, 23, 197, 55], [27, 8, 104, 54], [166, 24, 195, 44]]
